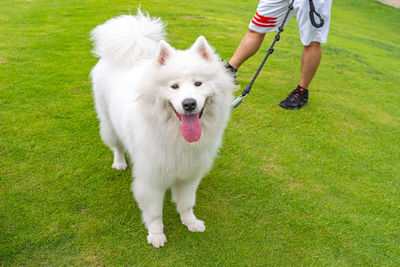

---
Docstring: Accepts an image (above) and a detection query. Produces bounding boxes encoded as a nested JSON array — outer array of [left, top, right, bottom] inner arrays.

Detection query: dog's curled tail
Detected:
[[90, 9, 166, 68]]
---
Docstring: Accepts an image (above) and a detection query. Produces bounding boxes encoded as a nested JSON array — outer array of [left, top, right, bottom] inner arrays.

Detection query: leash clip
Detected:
[[231, 85, 251, 110], [231, 95, 244, 110]]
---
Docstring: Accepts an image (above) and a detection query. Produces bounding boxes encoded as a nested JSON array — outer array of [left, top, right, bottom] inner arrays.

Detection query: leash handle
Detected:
[[309, 0, 325, 28]]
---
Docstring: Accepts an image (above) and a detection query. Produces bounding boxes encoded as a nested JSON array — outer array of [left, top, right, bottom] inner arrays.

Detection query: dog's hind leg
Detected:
[[99, 120, 127, 170], [171, 178, 205, 232]]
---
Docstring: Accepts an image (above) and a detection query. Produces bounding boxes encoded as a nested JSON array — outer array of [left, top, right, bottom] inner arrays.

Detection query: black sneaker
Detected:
[[225, 62, 238, 84], [279, 85, 309, 109]]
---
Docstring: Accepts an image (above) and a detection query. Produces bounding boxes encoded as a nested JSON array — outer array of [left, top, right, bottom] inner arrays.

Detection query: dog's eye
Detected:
[[171, 84, 179, 89], [194, 81, 202, 87]]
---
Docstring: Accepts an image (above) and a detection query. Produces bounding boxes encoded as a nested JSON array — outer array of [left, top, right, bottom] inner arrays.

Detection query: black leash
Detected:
[[231, 0, 295, 109], [309, 0, 325, 28], [231, 0, 324, 110]]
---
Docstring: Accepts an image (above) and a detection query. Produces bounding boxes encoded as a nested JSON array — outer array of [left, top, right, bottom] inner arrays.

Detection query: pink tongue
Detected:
[[181, 113, 202, 143]]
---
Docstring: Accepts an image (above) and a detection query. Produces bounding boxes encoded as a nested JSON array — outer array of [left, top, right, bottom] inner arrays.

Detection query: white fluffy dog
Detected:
[[90, 11, 235, 248]]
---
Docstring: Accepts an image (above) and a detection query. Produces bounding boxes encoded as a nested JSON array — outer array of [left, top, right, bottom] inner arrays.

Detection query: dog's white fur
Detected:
[[90, 11, 235, 248]]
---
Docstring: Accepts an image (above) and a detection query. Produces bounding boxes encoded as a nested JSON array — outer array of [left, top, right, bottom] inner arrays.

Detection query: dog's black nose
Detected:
[[182, 98, 197, 112]]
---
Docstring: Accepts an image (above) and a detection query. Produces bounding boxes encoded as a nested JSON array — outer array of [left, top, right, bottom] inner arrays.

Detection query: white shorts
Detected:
[[249, 0, 332, 46]]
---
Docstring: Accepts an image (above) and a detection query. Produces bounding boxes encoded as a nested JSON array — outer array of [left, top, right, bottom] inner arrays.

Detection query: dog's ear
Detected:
[[157, 40, 174, 66], [191, 36, 214, 62]]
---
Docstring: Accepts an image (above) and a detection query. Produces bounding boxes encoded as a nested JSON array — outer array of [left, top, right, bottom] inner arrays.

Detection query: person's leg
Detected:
[[227, 0, 291, 72], [299, 41, 321, 89], [228, 30, 266, 70], [280, 0, 331, 110], [279, 41, 321, 109]]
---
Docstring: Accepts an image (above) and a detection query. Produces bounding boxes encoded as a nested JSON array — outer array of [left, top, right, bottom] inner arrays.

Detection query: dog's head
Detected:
[[143, 36, 235, 143]]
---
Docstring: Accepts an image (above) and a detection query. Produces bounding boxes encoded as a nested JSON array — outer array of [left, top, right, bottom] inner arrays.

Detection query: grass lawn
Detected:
[[1, 0, 399, 265]]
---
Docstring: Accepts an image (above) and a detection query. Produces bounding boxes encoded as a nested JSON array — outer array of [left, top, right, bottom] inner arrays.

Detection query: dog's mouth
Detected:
[[173, 107, 204, 121], [170, 103, 205, 143]]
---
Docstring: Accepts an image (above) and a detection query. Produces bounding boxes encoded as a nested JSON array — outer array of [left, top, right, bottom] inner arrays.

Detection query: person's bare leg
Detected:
[[228, 30, 266, 69], [279, 42, 322, 109], [299, 42, 321, 89]]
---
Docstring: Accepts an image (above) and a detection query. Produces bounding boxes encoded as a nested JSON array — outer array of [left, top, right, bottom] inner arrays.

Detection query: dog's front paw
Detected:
[[112, 161, 127, 170], [147, 233, 167, 248], [183, 219, 206, 232]]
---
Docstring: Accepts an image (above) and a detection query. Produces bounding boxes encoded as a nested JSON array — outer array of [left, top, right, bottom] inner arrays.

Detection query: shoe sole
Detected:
[[279, 102, 307, 109]]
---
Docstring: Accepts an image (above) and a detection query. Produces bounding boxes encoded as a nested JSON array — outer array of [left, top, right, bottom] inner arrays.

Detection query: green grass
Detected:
[[1, 0, 399, 265]]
